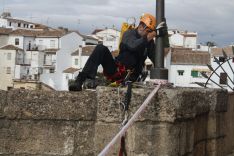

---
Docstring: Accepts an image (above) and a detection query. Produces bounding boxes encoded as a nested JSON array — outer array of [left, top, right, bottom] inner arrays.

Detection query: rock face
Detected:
[[0, 87, 233, 156]]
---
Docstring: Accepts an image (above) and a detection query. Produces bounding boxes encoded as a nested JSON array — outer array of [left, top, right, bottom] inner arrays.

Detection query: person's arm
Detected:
[[147, 40, 155, 65], [121, 30, 148, 51]]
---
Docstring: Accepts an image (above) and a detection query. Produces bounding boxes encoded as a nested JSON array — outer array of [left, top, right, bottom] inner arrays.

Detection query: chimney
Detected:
[[1, 12, 11, 18]]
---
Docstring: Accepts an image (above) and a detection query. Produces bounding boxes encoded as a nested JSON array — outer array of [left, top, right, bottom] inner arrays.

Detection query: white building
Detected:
[[40, 32, 85, 90], [209, 46, 234, 91], [0, 12, 50, 30], [91, 28, 120, 51], [168, 29, 198, 49], [167, 48, 210, 87], [0, 45, 24, 90]]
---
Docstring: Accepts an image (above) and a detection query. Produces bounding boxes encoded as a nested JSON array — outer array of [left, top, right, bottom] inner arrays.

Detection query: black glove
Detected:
[[156, 22, 168, 37]]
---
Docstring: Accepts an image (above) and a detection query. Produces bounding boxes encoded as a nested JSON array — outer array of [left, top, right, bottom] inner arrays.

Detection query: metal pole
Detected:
[[150, 0, 168, 80]]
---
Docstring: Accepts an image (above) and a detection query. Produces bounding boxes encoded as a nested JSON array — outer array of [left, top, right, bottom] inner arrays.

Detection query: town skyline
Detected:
[[1, 0, 234, 47]]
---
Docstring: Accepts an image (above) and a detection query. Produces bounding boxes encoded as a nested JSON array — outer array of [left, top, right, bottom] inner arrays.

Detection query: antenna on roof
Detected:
[[2, 0, 5, 13], [46, 17, 50, 25]]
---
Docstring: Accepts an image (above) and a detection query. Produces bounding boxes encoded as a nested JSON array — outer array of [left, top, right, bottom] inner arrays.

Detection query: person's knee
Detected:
[[95, 44, 109, 52]]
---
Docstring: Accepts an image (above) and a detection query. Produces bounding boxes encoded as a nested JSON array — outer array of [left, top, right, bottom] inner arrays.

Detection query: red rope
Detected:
[[118, 136, 127, 156]]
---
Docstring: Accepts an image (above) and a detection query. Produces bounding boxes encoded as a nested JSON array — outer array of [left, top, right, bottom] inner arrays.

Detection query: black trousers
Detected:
[[82, 44, 117, 79]]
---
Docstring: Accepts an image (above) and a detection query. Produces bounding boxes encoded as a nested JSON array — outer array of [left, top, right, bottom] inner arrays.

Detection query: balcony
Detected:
[[16, 59, 31, 66]]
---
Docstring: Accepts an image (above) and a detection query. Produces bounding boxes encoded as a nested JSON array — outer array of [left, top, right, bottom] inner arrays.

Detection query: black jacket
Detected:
[[116, 29, 155, 79]]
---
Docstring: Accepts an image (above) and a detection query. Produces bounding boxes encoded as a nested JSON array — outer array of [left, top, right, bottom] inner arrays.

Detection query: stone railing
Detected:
[[0, 87, 233, 156]]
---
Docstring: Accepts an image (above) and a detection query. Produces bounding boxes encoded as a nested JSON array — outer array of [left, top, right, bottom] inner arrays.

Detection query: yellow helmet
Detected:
[[140, 13, 156, 30]]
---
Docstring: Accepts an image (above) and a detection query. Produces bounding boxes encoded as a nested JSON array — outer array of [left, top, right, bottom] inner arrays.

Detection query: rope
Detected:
[[98, 83, 162, 156]]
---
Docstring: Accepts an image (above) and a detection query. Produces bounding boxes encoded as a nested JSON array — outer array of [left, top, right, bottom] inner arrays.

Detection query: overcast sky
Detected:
[[1, 0, 234, 47]]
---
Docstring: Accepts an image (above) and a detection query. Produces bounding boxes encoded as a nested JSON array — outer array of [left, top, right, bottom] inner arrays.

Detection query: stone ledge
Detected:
[[96, 87, 227, 123], [1, 89, 97, 121]]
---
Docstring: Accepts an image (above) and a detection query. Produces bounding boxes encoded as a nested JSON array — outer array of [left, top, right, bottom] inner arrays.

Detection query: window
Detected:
[[191, 71, 198, 78], [6, 67, 11, 74], [49, 68, 55, 73], [232, 58, 234, 63], [9, 22, 11, 26], [50, 40, 56, 48], [39, 40, 43, 45], [75, 59, 78, 65], [177, 70, 184, 76], [15, 38, 19, 45], [7, 87, 13, 91], [220, 73, 227, 85], [7, 53, 11, 60], [219, 57, 225, 62], [18, 23, 21, 27]]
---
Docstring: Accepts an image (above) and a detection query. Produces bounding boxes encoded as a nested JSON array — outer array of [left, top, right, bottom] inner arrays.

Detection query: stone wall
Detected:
[[0, 87, 233, 156]]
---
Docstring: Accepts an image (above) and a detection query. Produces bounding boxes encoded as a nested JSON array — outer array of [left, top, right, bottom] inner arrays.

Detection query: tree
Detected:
[[205, 41, 217, 47]]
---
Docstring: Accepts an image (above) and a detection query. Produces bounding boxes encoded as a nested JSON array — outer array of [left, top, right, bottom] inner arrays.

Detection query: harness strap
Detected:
[[104, 62, 134, 85]]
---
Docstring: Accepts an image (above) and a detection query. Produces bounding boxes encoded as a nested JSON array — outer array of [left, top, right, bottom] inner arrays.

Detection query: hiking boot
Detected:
[[69, 72, 86, 91]]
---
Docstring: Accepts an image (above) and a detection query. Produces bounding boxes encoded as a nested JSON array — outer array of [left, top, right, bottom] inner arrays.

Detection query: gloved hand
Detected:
[[155, 21, 168, 37]]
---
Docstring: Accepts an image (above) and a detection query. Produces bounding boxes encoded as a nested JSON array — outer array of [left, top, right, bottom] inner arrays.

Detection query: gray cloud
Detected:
[[1, 0, 233, 46]]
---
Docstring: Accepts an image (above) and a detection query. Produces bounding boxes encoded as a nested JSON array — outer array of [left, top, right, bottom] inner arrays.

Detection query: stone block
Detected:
[[73, 121, 95, 156], [4, 89, 97, 121], [96, 87, 222, 123], [94, 123, 121, 155], [0, 119, 75, 155], [127, 122, 180, 156], [0, 90, 7, 118], [194, 141, 206, 156]]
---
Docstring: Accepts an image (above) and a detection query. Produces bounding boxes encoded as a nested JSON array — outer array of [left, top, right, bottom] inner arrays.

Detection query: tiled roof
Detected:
[[211, 46, 234, 57], [171, 48, 210, 65], [63, 67, 79, 73], [181, 34, 197, 37], [91, 29, 104, 35], [9, 29, 66, 37], [0, 45, 23, 51], [71, 49, 79, 56], [83, 35, 98, 41], [10, 29, 39, 36], [0, 28, 13, 34], [37, 30, 66, 37], [82, 46, 96, 56]]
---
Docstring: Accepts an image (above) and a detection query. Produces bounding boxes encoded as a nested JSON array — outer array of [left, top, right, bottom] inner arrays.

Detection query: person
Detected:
[[69, 13, 157, 91]]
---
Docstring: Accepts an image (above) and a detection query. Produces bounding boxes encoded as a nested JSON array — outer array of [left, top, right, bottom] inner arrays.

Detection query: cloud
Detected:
[[2, 0, 234, 46]]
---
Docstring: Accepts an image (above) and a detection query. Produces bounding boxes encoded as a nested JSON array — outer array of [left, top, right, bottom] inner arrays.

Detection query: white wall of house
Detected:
[[184, 37, 197, 49], [24, 37, 35, 50], [0, 35, 9, 47], [169, 34, 184, 47], [168, 30, 197, 49], [169, 64, 209, 87], [72, 55, 79, 68], [0, 18, 8, 27], [0, 49, 16, 90], [8, 35, 24, 49], [84, 38, 99, 45], [35, 37, 60, 50], [197, 45, 209, 52], [41, 32, 83, 90], [95, 29, 120, 51]]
